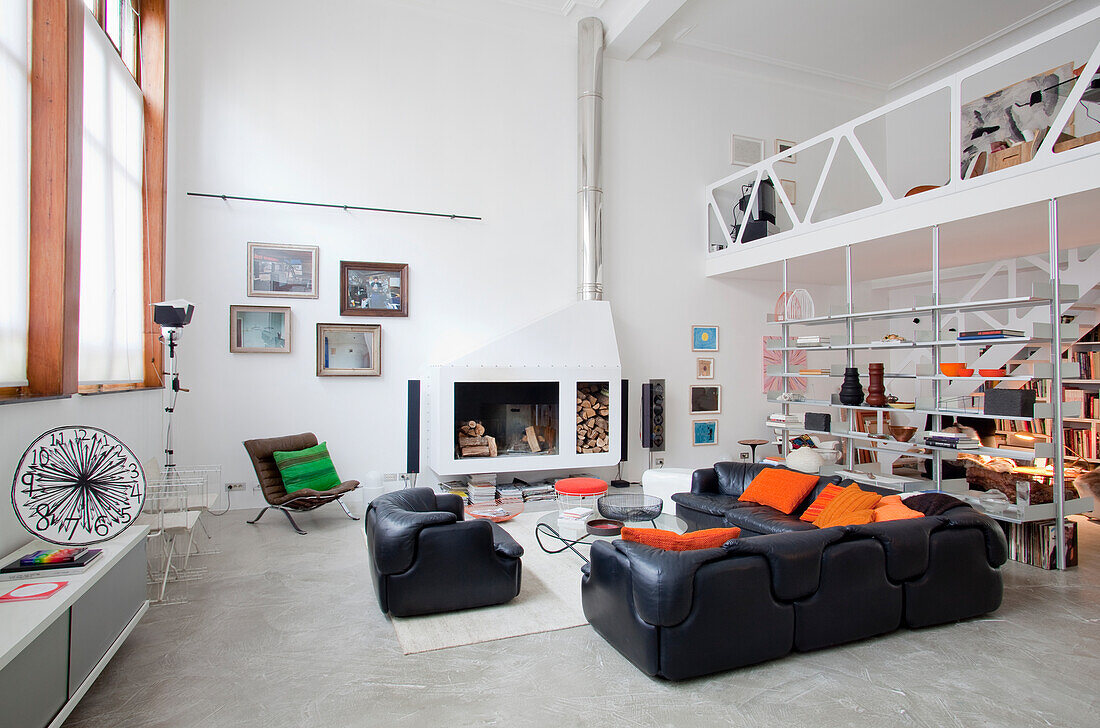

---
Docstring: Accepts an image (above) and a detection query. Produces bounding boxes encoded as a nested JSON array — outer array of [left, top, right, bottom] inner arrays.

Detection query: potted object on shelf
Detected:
[[838, 368, 864, 406], [865, 363, 887, 407]]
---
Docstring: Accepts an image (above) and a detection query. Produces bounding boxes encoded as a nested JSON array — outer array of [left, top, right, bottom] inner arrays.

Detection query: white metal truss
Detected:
[[707, 4, 1100, 274]]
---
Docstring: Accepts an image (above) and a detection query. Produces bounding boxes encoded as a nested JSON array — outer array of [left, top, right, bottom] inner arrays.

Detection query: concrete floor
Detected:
[[64, 507, 1100, 728]]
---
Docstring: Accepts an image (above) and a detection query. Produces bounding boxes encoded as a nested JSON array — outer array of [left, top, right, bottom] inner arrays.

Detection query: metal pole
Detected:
[[932, 226, 942, 492], [846, 245, 855, 469], [782, 259, 790, 458], [1049, 198, 1067, 570]]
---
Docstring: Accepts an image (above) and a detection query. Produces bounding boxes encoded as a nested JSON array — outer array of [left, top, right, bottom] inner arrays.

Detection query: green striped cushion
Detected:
[[272, 442, 341, 493]]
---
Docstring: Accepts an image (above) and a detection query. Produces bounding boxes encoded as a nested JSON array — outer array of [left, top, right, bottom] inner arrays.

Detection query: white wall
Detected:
[[166, 0, 876, 508], [0, 391, 163, 555]]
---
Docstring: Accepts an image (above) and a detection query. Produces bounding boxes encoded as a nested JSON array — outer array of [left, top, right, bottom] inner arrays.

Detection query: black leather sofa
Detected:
[[365, 487, 523, 617], [580, 462, 1007, 680]]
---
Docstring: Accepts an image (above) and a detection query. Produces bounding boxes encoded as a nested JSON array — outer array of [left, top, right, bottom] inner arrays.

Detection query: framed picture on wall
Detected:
[[340, 261, 408, 317], [775, 139, 797, 163], [316, 323, 381, 376], [731, 135, 764, 166], [693, 420, 718, 446], [229, 305, 291, 353], [696, 357, 714, 379], [689, 385, 721, 414], [247, 242, 319, 298], [780, 179, 797, 205], [692, 325, 718, 352]]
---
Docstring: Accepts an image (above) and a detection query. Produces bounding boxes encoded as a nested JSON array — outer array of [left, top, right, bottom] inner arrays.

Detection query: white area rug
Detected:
[[390, 511, 589, 654]]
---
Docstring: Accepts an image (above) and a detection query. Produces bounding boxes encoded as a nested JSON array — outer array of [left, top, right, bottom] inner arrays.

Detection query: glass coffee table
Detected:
[[534, 510, 688, 564]]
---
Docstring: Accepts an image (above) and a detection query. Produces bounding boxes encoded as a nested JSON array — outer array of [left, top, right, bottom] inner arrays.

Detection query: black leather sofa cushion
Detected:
[[722, 529, 843, 601], [671, 492, 747, 517], [490, 521, 523, 559], [613, 541, 730, 627], [723, 504, 819, 536], [904, 527, 1004, 628], [367, 490, 459, 575], [793, 538, 902, 652]]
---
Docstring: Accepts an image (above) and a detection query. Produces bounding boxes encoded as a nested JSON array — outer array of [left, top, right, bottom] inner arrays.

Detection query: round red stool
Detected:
[[554, 477, 608, 515]]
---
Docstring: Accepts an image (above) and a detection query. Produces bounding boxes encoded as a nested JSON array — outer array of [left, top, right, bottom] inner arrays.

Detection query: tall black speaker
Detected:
[[620, 378, 629, 462], [407, 380, 421, 474], [641, 379, 665, 452]]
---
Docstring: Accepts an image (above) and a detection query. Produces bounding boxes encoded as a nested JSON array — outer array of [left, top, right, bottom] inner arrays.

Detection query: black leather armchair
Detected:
[[365, 487, 523, 617]]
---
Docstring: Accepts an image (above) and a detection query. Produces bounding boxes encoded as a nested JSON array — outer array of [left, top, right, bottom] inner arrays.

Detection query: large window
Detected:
[[1, 0, 166, 401], [79, 8, 145, 384], [0, 1, 30, 388]]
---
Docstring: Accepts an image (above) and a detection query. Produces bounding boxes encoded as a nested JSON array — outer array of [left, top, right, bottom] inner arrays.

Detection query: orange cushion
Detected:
[[738, 468, 820, 514], [799, 483, 844, 522], [554, 477, 608, 496], [874, 494, 924, 522], [819, 508, 875, 527], [813, 484, 882, 528], [621, 526, 741, 551]]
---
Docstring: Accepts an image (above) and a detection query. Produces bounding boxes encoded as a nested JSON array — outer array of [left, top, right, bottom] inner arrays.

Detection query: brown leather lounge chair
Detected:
[[242, 433, 360, 534]]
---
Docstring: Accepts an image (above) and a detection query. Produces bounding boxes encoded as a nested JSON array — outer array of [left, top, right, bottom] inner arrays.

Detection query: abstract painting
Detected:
[[960, 62, 1075, 177], [762, 336, 807, 393]]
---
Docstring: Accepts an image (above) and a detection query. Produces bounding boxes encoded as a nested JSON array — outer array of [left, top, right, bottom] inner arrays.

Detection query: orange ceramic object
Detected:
[[979, 368, 1007, 377], [939, 362, 966, 377]]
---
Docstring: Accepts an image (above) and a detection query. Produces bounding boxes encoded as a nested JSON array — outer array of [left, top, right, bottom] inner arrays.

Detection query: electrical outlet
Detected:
[[384, 473, 401, 481], [653, 456, 665, 469], [226, 482, 245, 491]]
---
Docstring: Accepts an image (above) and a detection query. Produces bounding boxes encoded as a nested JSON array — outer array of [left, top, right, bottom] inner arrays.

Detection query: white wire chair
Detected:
[[142, 476, 206, 604]]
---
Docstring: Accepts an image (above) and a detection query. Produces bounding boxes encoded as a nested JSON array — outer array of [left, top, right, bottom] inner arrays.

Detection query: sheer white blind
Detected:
[[0, 1, 30, 387], [79, 9, 144, 384]]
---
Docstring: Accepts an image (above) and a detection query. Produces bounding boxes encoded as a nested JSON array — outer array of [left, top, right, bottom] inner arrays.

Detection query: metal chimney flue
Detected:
[[578, 17, 604, 301]]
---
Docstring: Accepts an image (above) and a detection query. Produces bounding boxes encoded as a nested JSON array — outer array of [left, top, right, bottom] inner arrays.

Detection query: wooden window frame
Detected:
[[5, 0, 167, 403]]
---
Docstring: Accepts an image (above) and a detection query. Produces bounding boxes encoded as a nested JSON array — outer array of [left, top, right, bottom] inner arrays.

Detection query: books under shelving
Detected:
[[1063, 388, 1098, 419], [1069, 350, 1100, 380], [1000, 520, 1078, 569]]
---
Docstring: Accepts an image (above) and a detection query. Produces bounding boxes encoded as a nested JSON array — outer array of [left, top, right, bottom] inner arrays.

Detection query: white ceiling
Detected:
[[657, 0, 1081, 89]]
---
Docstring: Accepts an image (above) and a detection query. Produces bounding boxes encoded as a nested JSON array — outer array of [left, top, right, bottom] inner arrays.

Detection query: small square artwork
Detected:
[[775, 139, 797, 163], [731, 135, 764, 166], [247, 242, 318, 298], [780, 179, 797, 205], [690, 385, 721, 414], [696, 357, 714, 379], [693, 420, 718, 446], [692, 325, 719, 352], [229, 305, 291, 353], [317, 323, 381, 376]]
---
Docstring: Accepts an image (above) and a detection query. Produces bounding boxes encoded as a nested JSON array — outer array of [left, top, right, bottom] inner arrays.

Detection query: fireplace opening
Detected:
[[577, 381, 610, 453], [454, 381, 559, 459]]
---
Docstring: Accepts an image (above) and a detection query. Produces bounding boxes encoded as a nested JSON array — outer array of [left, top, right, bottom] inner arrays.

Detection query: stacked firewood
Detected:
[[576, 383, 610, 453], [457, 421, 497, 458]]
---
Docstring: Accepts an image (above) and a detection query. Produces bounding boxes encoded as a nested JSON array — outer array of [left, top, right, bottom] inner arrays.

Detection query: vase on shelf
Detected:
[[865, 363, 887, 407], [838, 367, 864, 406]]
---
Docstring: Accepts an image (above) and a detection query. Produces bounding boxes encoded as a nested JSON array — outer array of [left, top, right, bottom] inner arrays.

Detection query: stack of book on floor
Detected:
[[466, 474, 498, 504], [957, 328, 1024, 341], [500, 479, 556, 502], [768, 413, 804, 427], [1003, 520, 1078, 569], [921, 430, 981, 449], [0, 547, 102, 581]]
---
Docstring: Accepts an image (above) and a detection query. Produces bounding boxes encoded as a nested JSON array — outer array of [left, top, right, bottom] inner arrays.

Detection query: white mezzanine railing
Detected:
[[707, 5, 1100, 275]]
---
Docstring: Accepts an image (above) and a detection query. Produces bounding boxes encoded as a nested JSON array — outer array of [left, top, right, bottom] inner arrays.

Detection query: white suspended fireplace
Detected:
[[427, 301, 622, 477]]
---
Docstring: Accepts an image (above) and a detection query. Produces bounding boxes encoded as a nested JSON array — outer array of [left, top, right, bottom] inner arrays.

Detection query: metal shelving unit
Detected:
[[767, 208, 1094, 569]]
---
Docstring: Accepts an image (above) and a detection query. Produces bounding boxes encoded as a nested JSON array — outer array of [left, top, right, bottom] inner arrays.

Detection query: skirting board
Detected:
[[47, 600, 149, 728]]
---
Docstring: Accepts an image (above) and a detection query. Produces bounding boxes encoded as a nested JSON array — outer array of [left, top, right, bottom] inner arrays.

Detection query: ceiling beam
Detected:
[[603, 0, 688, 60]]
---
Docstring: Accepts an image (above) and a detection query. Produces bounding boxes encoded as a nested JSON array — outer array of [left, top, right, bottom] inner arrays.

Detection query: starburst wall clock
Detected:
[[12, 426, 146, 545]]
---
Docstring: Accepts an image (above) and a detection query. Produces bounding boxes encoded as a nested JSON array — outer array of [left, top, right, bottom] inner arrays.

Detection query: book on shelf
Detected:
[[798, 369, 828, 375], [767, 413, 804, 424], [958, 328, 1024, 338], [795, 336, 830, 346], [0, 549, 102, 581]]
